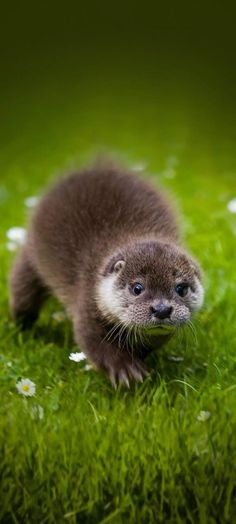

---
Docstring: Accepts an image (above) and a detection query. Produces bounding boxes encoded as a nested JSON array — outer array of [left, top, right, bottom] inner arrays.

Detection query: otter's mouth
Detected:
[[143, 324, 177, 335]]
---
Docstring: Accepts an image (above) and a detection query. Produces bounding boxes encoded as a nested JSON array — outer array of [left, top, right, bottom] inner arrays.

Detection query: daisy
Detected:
[[16, 378, 36, 397], [69, 352, 86, 362], [197, 410, 211, 422], [227, 198, 236, 213], [24, 196, 39, 208], [6, 227, 26, 246]]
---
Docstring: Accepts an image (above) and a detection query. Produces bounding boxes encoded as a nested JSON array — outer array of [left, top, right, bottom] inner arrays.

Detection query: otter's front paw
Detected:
[[104, 353, 149, 388]]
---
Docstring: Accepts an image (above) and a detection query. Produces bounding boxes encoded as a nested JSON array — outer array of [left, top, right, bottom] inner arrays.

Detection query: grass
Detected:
[[1, 58, 236, 523]]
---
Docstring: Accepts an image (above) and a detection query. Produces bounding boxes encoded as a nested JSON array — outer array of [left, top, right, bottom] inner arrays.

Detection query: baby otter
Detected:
[[10, 161, 204, 387]]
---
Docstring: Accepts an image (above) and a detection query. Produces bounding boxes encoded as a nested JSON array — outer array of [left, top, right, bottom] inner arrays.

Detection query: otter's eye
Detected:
[[132, 283, 144, 296], [175, 284, 189, 297]]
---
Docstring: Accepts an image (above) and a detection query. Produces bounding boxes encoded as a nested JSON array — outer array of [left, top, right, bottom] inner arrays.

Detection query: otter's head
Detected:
[[96, 240, 203, 333]]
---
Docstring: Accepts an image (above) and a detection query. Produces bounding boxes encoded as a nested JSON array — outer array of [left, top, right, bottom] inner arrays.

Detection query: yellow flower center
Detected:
[[22, 384, 30, 392]]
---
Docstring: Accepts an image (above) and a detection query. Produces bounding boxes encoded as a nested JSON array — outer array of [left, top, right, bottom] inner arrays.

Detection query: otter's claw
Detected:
[[107, 358, 148, 388], [109, 369, 118, 389], [118, 370, 130, 388], [127, 365, 144, 383]]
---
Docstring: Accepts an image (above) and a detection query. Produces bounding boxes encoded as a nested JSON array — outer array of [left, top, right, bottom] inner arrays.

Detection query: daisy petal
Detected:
[[24, 196, 39, 208], [69, 352, 86, 362], [7, 227, 26, 246], [16, 378, 36, 397], [227, 199, 236, 213], [197, 410, 211, 422]]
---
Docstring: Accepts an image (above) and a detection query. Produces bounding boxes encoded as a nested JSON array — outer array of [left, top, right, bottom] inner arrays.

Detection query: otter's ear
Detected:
[[113, 260, 125, 273], [104, 255, 125, 275]]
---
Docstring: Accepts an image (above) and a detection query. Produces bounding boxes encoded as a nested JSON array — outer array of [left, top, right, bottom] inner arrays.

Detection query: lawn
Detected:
[[1, 8, 236, 523]]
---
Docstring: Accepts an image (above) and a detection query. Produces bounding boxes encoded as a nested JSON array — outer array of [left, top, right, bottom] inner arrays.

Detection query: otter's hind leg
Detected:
[[10, 247, 48, 329]]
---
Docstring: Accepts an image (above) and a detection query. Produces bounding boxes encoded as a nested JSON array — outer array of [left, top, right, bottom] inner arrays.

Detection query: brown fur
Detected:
[[9, 161, 203, 387]]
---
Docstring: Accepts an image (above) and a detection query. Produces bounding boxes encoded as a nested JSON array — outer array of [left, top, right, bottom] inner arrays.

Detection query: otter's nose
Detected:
[[151, 304, 173, 319]]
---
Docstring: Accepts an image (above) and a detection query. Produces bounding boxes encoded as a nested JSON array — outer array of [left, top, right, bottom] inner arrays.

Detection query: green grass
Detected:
[[1, 54, 236, 522]]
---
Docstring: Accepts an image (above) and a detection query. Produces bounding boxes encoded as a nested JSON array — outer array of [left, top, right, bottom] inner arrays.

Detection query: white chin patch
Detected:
[[96, 274, 126, 322], [191, 277, 204, 311]]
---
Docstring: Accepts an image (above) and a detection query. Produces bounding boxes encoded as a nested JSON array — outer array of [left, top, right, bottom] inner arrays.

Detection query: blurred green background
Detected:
[[1, 1, 236, 188]]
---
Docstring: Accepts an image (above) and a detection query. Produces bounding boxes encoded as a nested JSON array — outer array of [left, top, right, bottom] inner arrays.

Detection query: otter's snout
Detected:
[[150, 304, 173, 320]]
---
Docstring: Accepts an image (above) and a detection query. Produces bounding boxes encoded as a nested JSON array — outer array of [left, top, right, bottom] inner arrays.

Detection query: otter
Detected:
[[10, 161, 204, 387]]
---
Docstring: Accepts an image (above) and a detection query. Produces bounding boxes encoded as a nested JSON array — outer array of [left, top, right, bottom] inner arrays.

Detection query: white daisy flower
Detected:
[[69, 352, 86, 362], [227, 199, 236, 213], [7, 227, 26, 246], [24, 196, 39, 208], [52, 311, 67, 322], [197, 410, 211, 422], [16, 378, 36, 397]]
